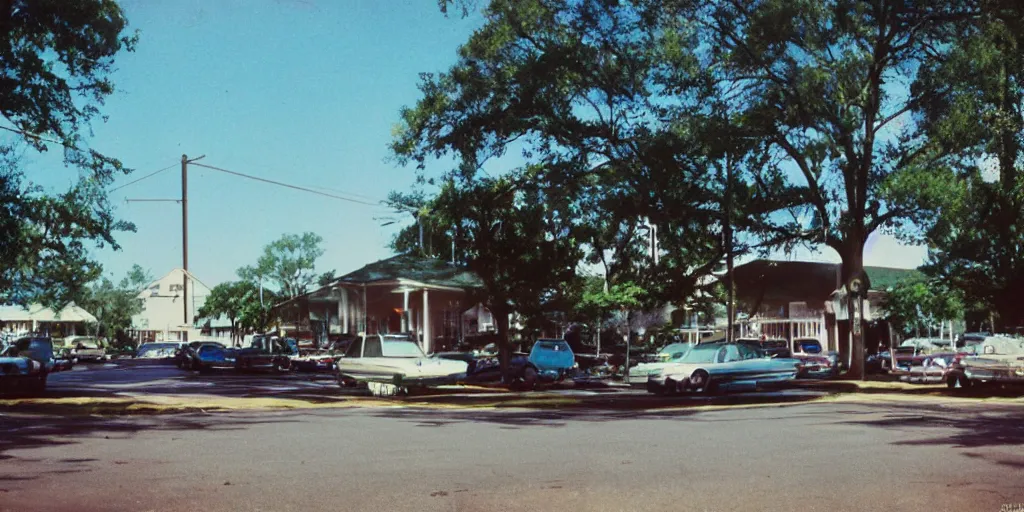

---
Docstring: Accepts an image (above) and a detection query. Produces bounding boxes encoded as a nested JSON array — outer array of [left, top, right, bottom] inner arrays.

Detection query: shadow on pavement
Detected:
[[0, 411, 299, 481], [834, 400, 1024, 452], [365, 404, 707, 429], [793, 379, 1024, 399]]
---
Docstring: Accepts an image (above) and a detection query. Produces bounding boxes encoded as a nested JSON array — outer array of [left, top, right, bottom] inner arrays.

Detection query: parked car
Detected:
[[334, 334, 468, 394], [136, 342, 185, 362], [646, 343, 801, 395], [191, 342, 236, 372], [0, 336, 55, 393], [518, 339, 576, 388], [901, 354, 957, 384], [460, 351, 530, 384], [235, 335, 298, 372], [736, 337, 791, 358], [628, 342, 694, 380], [953, 336, 1024, 387], [175, 341, 206, 369], [292, 338, 353, 373], [63, 336, 107, 363], [790, 338, 839, 379]]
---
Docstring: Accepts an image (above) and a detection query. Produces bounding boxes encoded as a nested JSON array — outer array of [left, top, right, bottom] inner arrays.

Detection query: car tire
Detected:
[[689, 370, 712, 394], [946, 375, 958, 389], [521, 366, 538, 391], [30, 372, 47, 394]]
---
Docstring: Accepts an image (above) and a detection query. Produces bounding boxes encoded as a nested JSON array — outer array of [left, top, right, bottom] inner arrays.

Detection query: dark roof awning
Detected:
[[271, 254, 483, 311], [731, 259, 921, 305], [335, 254, 483, 290]]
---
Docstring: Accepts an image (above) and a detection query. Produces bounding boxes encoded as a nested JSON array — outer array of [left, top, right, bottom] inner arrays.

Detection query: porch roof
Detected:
[[334, 254, 482, 289], [732, 259, 921, 305], [271, 254, 482, 310]]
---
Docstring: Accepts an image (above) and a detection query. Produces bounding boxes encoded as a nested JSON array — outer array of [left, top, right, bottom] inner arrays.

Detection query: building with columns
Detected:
[[729, 259, 921, 360], [271, 255, 485, 354]]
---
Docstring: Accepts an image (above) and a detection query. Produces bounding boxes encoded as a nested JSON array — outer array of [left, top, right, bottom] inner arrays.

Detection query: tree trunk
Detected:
[[493, 305, 512, 384], [839, 239, 866, 380]]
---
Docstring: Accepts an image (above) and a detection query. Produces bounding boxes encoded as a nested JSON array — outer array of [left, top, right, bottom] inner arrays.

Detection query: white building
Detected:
[[131, 269, 211, 343]]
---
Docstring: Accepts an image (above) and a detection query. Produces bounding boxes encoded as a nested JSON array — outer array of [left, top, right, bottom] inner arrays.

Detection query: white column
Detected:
[[423, 289, 431, 354], [340, 289, 349, 334], [402, 289, 410, 332], [362, 285, 368, 334]]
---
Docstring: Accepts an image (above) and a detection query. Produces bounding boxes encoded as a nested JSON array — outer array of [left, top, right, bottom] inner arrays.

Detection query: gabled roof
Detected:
[[335, 254, 483, 289]]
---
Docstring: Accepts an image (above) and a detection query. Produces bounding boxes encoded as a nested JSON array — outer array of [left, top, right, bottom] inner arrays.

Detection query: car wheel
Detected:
[[689, 370, 713, 394], [521, 366, 538, 391], [30, 372, 47, 394]]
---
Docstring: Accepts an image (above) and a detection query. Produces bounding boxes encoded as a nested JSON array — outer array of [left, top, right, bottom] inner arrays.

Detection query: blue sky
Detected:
[[18, 0, 926, 288]]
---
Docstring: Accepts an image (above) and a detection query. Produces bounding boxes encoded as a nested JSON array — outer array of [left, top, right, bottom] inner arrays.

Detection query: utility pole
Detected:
[[724, 152, 735, 344], [181, 154, 189, 342]]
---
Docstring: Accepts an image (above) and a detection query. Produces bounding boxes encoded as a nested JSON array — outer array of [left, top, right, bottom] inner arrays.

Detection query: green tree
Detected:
[[428, 171, 583, 382], [0, 0, 138, 307], [197, 281, 252, 345], [316, 269, 337, 287], [240, 232, 325, 300], [911, 1, 1024, 331], [882, 277, 965, 338], [78, 264, 151, 346], [238, 286, 278, 336], [679, 0, 974, 377], [393, 0, 789, 334], [387, 189, 459, 260]]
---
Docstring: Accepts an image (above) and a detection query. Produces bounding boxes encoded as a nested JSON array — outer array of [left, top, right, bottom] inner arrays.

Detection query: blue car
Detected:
[[511, 339, 575, 390]]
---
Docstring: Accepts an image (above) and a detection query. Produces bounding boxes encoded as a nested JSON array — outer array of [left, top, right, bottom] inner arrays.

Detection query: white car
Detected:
[[959, 336, 1024, 384], [629, 342, 694, 380], [63, 336, 107, 362], [335, 334, 468, 395], [647, 343, 801, 395]]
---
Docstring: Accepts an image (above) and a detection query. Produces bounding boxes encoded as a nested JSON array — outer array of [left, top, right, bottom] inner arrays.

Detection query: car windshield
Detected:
[[72, 338, 100, 349], [137, 344, 178, 357], [381, 340, 425, 358], [536, 341, 570, 351], [797, 340, 822, 354], [658, 343, 691, 359], [761, 339, 788, 349], [678, 345, 719, 364]]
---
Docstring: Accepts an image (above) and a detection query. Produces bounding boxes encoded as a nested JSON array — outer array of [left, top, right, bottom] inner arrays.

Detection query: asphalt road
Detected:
[[3, 390, 1023, 511]]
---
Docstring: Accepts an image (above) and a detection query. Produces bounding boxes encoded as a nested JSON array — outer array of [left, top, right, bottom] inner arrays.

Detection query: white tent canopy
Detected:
[[0, 302, 97, 324]]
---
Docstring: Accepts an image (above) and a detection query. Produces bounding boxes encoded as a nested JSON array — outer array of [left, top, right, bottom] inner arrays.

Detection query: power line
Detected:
[[189, 162, 386, 207], [0, 124, 67, 147], [109, 163, 178, 192]]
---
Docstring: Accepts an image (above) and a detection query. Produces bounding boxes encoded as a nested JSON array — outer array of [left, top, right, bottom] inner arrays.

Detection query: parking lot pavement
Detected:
[[1, 397, 1022, 511]]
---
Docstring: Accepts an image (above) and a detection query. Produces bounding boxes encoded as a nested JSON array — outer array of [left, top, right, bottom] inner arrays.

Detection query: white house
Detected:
[[131, 269, 212, 343]]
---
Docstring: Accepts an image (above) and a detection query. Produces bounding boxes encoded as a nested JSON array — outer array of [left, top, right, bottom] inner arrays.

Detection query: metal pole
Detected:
[[181, 154, 189, 342], [418, 215, 424, 256], [725, 154, 735, 345]]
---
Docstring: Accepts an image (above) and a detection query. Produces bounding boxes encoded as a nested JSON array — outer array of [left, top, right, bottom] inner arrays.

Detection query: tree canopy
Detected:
[[393, 0, 998, 378], [910, 1, 1024, 331], [0, 0, 138, 307], [76, 264, 151, 346], [239, 232, 325, 300]]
